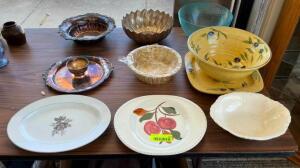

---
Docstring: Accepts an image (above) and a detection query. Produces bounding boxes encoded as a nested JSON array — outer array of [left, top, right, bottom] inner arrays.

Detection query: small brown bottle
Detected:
[[1, 21, 26, 46]]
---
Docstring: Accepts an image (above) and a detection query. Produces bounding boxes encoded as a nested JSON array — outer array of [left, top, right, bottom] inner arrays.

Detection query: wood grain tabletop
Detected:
[[0, 28, 297, 159]]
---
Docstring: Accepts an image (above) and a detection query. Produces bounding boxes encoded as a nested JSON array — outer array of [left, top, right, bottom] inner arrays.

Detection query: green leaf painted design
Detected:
[[139, 112, 154, 122], [211, 28, 227, 39], [244, 52, 248, 60], [240, 54, 246, 61], [204, 53, 209, 61], [212, 58, 219, 65], [249, 37, 253, 44], [264, 46, 268, 52], [201, 33, 207, 37], [162, 107, 177, 114], [246, 48, 254, 53], [170, 130, 182, 140]]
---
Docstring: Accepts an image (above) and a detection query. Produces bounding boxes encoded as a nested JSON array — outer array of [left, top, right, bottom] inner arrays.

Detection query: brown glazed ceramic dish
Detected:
[[43, 56, 113, 93], [58, 13, 115, 43], [122, 9, 173, 44]]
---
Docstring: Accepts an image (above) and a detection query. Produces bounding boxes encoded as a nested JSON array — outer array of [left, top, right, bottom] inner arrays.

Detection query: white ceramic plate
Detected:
[[114, 95, 207, 155], [210, 92, 291, 140], [7, 95, 111, 153]]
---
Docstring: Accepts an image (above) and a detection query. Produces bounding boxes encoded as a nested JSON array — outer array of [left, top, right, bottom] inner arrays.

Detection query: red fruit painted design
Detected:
[[134, 102, 182, 143], [158, 117, 176, 129], [144, 121, 161, 135]]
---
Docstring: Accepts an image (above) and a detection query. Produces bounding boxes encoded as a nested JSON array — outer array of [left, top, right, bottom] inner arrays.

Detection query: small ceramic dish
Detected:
[[210, 92, 291, 140], [185, 52, 263, 94], [43, 56, 113, 93], [188, 26, 271, 81], [59, 13, 115, 42], [122, 9, 173, 44], [122, 45, 182, 84]]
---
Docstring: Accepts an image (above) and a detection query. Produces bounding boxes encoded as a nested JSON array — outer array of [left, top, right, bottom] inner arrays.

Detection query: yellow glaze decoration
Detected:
[[185, 52, 264, 95], [187, 26, 271, 81]]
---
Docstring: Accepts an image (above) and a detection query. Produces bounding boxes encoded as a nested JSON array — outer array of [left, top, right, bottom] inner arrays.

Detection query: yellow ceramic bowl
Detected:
[[187, 26, 271, 81]]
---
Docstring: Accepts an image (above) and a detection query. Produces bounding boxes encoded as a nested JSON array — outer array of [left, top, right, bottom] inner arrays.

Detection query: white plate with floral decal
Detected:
[[114, 95, 207, 155], [7, 95, 111, 153]]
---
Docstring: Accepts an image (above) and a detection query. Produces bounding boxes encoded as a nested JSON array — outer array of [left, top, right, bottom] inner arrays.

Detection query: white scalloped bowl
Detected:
[[210, 92, 291, 140]]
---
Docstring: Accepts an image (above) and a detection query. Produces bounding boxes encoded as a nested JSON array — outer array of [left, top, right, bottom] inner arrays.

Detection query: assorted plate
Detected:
[[43, 56, 113, 93], [7, 95, 111, 153], [185, 52, 263, 94], [114, 95, 207, 155]]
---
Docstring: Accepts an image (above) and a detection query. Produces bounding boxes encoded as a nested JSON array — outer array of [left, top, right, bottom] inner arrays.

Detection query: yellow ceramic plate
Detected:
[[185, 52, 264, 95]]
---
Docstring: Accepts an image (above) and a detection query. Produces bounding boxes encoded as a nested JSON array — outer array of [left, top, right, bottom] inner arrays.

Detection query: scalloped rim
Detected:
[[58, 13, 116, 41], [122, 9, 173, 35], [210, 92, 291, 141]]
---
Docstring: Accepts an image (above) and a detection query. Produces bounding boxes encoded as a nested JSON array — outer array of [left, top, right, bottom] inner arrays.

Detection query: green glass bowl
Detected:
[[178, 2, 233, 36]]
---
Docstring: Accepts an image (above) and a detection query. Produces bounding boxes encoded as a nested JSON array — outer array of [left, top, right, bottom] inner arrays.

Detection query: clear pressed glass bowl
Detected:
[[178, 2, 233, 36]]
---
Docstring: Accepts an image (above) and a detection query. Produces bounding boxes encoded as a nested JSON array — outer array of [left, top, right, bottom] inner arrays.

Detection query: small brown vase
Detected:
[[1, 21, 26, 46]]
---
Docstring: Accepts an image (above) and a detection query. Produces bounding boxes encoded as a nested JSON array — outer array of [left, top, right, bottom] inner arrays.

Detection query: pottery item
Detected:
[[1, 21, 26, 46], [122, 9, 173, 44], [114, 95, 207, 155], [122, 45, 182, 84], [185, 52, 263, 94], [59, 13, 115, 43], [210, 92, 291, 140], [187, 26, 271, 81], [7, 95, 111, 153], [43, 56, 113, 93]]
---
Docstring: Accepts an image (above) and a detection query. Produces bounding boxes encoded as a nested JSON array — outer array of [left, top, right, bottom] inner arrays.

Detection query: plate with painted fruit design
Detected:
[[114, 95, 207, 155], [7, 95, 111, 153]]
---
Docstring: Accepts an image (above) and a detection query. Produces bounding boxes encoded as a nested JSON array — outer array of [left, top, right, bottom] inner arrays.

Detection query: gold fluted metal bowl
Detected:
[[122, 9, 173, 44]]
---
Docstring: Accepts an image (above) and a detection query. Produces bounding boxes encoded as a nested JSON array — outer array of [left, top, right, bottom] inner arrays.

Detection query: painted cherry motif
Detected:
[[133, 102, 182, 144], [158, 117, 176, 129], [144, 121, 161, 135]]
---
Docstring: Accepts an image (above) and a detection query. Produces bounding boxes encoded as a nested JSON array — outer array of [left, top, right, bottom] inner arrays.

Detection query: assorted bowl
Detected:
[[58, 13, 115, 43], [178, 2, 233, 36], [122, 9, 173, 44], [187, 26, 271, 82], [122, 44, 182, 84]]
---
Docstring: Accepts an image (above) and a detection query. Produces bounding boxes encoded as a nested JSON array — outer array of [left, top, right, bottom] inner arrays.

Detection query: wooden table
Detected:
[[0, 28, 297, 159]]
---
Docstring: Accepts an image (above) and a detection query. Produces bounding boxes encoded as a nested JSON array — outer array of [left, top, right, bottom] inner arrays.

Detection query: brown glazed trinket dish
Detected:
[[58, 13, 115, 43], [43, 56, 113, 93]]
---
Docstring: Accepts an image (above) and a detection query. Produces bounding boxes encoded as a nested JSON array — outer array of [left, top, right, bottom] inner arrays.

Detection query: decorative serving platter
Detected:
[[185, 52, 264, 95], [7, 95, 111, 153], [114, 95, 207, 155], [43, 56, 113, 93]]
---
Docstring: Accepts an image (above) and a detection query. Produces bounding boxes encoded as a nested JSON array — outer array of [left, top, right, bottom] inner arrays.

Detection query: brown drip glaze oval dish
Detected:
[[59, 13, 115, 42], [122, 9, 173, 44], [43, 56, 113, 93]]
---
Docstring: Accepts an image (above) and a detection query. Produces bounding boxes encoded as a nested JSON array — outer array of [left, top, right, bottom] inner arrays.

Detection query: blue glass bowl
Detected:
[[178, 2, 233, 36]]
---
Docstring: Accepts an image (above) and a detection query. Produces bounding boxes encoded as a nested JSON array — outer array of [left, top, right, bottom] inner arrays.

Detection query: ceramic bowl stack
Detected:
[[185, 26, 271, 94]]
